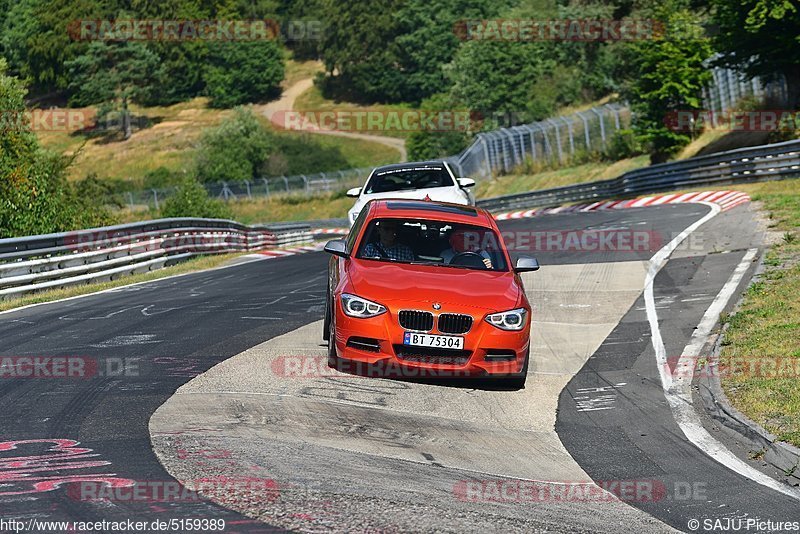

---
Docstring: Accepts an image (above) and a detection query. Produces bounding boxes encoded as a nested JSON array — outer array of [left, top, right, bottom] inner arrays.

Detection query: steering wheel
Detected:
[[450, 251, 487, 268]]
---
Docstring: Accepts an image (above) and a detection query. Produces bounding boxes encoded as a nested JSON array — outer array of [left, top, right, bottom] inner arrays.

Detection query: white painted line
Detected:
[[669, 248, 800, 500], [646, 225, 800, 500], [644, 201, 720, 392]]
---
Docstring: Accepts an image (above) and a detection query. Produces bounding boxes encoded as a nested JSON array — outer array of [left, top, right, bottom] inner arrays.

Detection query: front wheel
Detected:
[[327, 314, 339, 369], [322, 288, 331, 341], [503, 351, 529, 389]]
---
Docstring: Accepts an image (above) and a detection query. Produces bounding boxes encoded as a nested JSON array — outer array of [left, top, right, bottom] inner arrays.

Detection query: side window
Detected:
[[346, 207, 369, 253]]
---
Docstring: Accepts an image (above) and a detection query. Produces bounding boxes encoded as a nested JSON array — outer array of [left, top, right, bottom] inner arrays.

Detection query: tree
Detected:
[[65, 41, 162, 139], [316, 0, 506, 103], [0, 59, 114, 237], [448, 41, 552, 121], [622, 8, 713, 163], [203, 41, 285, 108], [710, 0, 800, 108], [407, 93, 471, 160], [0, 0, 109, 91], [195, 107, 273, 183], [160, 177, 233, 219]]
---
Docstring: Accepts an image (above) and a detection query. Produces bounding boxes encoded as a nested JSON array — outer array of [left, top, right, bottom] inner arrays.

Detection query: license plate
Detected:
[[403, 332, 464, 350]]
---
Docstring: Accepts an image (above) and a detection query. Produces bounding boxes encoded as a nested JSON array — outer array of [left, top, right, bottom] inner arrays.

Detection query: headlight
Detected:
[[341, 294, 386, 318], [485, 308, 528, 331]]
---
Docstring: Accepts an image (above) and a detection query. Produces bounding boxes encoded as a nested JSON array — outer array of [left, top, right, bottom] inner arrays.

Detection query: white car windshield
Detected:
[[364, 166, 455, 194]]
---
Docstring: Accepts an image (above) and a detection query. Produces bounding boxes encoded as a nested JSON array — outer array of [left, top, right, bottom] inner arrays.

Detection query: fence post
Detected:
[[545, 119, 564, 162], [244, 180, 252, 199], [591, 107, 607, 147], [262, 178, 270, 196], [576, 111, 591, 150], [562, 117, 575, 156], [151, 189, 160, 211], [282, 176, 289, 192], [479, 135, 492, 176], [127, 192, 135, 210], [539, 123, 553, 160], [301, 175, 309, 195], [502, 128, 520, 169], [524, 125, 536, 161], [605, 104, 621, 130]]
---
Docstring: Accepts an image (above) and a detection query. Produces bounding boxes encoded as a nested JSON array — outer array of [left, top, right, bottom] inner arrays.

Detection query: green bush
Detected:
[[602, 129, 644, 161], [196, 107, 273, 183], [1, 59, 115, 238], [204, 41, 285, 108], [160, 177, 232, 219]]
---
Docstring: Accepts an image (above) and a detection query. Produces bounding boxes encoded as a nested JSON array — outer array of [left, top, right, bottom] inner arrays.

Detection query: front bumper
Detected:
[[333, 303, 530, 377]]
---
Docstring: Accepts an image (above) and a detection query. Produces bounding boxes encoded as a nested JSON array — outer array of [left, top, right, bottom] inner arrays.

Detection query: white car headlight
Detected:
[[485, 308, 528, 331], [341, 294, 386, 318]]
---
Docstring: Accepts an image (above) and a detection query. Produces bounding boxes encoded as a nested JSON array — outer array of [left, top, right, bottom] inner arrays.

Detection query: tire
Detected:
[[322, 288, 331, 341], [327, 313, 339, 369], [503, 350, 529, 389]]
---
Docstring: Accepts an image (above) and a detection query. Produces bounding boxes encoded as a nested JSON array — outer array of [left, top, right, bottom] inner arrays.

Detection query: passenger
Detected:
[[440, 229, 493, 269], [362, 220, 415, 261]]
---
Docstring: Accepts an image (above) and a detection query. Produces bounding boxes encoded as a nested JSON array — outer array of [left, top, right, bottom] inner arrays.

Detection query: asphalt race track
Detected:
[[2, 203, 797, 532]]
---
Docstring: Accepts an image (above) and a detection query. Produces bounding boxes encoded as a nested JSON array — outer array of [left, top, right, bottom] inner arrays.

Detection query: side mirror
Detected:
[[346, 187, 362, 198], [514, 256, 540, 272], [324, 239, 349, 258], [457, 178, 476, 188]]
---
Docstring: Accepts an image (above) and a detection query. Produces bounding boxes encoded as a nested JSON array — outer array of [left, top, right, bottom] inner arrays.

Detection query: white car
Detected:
[[346, 161, 476, 226]]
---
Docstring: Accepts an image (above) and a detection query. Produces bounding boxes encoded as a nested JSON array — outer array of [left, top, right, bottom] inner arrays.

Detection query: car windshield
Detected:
[[356, 218, 508, 271], [364, 166, 454, 194]]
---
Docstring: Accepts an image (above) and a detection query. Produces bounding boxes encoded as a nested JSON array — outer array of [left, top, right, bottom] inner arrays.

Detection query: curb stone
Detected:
[[697, 254, 800, 488]]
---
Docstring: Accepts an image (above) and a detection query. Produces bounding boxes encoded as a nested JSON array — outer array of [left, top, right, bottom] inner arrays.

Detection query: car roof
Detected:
[[371, 161, 451, 174], [366, 199, 495, 227]]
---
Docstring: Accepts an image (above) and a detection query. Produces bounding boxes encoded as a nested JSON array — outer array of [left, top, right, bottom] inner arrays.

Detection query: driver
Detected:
[[362, 220, 415, 261], [440, 229, 493, 269]]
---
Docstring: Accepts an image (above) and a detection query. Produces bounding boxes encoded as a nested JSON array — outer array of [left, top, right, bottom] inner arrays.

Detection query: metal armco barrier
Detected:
[[477, 138, 800, 212], [0, 219, 312, 300]]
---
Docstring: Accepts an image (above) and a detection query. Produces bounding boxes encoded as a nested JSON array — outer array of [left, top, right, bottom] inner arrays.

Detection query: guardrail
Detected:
[[0, 219, 312, 300], [477, 138, 800, 212]]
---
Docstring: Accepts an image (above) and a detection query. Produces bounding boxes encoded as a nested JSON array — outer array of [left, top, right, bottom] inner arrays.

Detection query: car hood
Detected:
[[346, 260, 521, 312]]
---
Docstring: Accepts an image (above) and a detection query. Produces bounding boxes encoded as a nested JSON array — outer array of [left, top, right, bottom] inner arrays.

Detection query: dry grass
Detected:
[[282, 58, 323, 90], [37, 99, 232, 182], [716, 178, 800, 446], [474, 155, 650, 199], [34, 60, 400, 184], [293, 84, 414, 140]]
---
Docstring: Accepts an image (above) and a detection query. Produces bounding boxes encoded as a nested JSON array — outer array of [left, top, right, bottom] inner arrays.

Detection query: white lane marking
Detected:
[[644, 202, 720, 392], [90, 334, 160, 347], [668, 248, 800, 500], [645, 216, 800, 500]]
